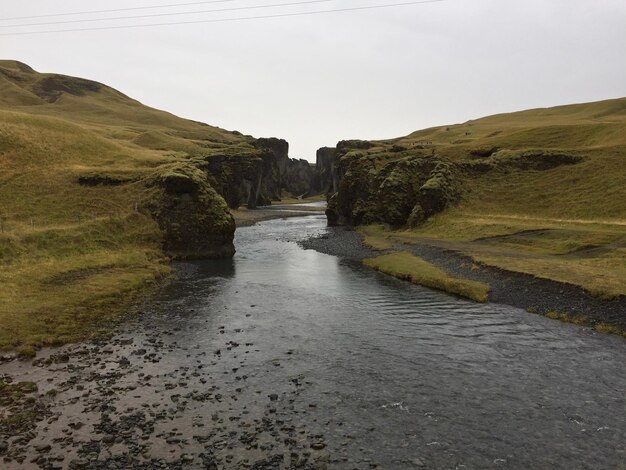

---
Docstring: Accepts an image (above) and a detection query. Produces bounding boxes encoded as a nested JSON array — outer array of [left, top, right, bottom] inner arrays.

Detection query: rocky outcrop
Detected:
[[145, 163, 236, 259], [203, 138, 319, 208], [253, 138, 290, 202], [323, 141, 460, 228], [202, 152, 270, 209], [315, 147, 338, 194], [142, 137, 320, 259], [322, 138, 587, 229], [283, 159, 316, 197]]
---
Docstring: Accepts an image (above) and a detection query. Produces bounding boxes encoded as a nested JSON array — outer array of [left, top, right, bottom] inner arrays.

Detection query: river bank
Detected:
[[1, 216, 625, 469], [232, 199, 326, 227], [301, 225, 626, 335]]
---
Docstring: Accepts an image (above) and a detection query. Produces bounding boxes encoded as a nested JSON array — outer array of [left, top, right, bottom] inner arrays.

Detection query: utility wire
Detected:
[[0, 0, 445, 36], [1, 0, 336, 28], [0, 0, 237, 22]]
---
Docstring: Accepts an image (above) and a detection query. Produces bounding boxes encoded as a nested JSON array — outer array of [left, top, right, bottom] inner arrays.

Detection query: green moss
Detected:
[[145, 162, 235, 259]]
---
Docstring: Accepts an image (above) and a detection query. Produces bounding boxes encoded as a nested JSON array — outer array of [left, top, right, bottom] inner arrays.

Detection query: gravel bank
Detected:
[[301, 225, 626, 333], [299, 226, 376, 261]]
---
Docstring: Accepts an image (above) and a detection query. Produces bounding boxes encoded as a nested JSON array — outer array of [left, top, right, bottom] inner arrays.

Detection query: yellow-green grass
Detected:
[[0, 213, 171, 355], [363, 251, 490, 302], [472, 249, 625, 300], [0, 60, 259, 354], [394, 97, 626, 156], [542, 311, 626, 338], [357, 225, 394, 251], [382, 212, 626, 300]]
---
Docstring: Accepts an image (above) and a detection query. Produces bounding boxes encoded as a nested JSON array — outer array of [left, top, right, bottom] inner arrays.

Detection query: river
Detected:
[[2, 214, 625, 469]]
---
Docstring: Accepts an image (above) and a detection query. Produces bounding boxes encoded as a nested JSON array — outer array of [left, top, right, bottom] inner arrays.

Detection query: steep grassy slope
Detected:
[[0, 60, 277, 354], [321, 98, 626, 319]]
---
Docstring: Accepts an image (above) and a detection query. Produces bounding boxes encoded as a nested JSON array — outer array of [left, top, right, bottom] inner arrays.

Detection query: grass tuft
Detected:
[[357, 225, 394, 251], [364, 251, 490, 302]]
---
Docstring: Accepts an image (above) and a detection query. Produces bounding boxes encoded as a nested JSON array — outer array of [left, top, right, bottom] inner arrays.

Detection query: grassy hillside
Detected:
[[328, 98, 626, 314], [0, 60, 259, 355], [394, 98, 626, 221]]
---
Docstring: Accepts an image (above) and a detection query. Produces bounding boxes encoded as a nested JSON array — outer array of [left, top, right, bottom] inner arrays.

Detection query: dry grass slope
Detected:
[[0, 60, 257, 354]]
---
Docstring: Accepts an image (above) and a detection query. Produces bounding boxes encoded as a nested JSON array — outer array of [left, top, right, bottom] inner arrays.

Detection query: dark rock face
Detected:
[[77, 173, 136, 187], [315, 147, 338, 194], [283, 159, 316, 197], [322, 141, 460, 228], [145, 163, 236, 259], [204, 138, 307, 209], [462, 149, 584, 173], [204, 138, 318, 208], [203, 153, 268, 209], [253, 138, 290, 202]]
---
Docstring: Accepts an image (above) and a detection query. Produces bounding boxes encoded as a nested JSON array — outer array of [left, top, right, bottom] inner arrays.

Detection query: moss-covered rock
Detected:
[[326, 193, 340, 226], [460, 149, 584, 174], [202, 153, 265, 209], [145, 163, 235, 259], [320, 141, 462, 228], [415, 161, 460, 222], [374, 157, 437, 227], [283, 158, 316, 196], [202, 137, 314, 209], [334, 154, 379, 225]]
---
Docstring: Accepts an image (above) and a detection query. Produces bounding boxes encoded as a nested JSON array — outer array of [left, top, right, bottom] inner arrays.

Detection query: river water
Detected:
[[2, 215, 625, 469]]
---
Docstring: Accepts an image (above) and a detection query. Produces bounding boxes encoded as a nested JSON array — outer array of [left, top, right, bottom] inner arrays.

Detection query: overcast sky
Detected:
[[1, 0, 625, 161]]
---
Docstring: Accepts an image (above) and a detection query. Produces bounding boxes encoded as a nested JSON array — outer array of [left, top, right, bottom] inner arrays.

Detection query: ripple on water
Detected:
[[121, 217, 626, 468]]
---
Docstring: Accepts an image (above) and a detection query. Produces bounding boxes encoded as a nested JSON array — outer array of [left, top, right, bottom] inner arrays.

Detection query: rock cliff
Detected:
[[283, 158, 317, 197], [202, 138, 316, 209], [322, 141, 460, 228], [315, 147, 338, 194]]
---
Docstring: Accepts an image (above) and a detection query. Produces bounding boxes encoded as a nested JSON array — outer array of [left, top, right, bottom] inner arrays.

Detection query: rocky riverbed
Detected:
[[1, 306, 332, 469]]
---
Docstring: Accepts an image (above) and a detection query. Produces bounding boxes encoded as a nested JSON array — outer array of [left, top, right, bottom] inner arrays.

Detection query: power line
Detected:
[[0, 0, 237, 22], [1, 0, 336, 28], [0, 0, 445, 36]]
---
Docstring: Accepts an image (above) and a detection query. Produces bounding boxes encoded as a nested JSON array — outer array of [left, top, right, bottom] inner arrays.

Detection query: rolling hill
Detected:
[[319, 97, 626, 332], [0, 60, 299, 355]]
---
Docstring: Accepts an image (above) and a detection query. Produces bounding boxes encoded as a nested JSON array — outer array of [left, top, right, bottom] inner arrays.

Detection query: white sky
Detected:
[[1, 0, 625, 161]]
